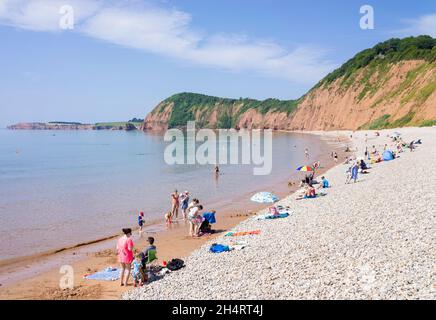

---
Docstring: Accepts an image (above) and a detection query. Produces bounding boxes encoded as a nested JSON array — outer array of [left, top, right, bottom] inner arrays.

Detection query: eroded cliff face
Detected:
[[143, 60, 435, 131], [288, 60, 436, 130]]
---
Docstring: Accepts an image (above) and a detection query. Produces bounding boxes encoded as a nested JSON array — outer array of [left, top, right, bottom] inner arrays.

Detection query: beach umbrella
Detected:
[[296, 165, 314, 172], [250, 192, 279, 203]]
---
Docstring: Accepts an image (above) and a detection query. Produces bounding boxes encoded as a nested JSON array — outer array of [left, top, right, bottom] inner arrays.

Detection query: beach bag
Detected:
[[167, 258, 184, 271], [210, 244, 230, 253]]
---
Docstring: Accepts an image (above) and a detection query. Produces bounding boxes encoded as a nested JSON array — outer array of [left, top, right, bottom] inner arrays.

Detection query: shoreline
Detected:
[[0, 132, 349, 300]]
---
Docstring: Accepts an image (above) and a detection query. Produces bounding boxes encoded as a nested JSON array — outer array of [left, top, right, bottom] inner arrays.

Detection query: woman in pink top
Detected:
[[117, 228, 134, 286]]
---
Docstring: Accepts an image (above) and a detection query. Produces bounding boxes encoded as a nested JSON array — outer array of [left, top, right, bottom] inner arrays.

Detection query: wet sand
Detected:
[[0, 133, 349, 300]]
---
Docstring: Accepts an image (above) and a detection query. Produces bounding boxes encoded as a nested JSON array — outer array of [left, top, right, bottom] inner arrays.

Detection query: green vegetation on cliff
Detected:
[[149, 36, 435, 130], [320, 36, 436, 87], [162, 92, 299, 129]]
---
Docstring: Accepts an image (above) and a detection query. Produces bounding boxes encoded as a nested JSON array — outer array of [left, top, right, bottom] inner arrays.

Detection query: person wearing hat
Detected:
[[179, 191, 190, 220]]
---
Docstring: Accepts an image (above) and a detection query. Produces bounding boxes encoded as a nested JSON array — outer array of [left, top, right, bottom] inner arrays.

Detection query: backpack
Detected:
[[167, 258, 184, 271]]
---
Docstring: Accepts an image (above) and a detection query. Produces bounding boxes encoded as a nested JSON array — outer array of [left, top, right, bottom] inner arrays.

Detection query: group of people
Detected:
[[296, 170, 330, 200], [168, 190, 191, 221], [165, 190, 216, 238], [116, 228, 157, 287]]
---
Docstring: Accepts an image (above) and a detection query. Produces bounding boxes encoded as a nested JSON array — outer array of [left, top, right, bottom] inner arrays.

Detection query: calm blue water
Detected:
[[0, 129, 331, 260]]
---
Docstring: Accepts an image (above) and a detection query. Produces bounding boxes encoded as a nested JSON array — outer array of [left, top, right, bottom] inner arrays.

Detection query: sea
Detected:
[[0, 129, 338, 261]]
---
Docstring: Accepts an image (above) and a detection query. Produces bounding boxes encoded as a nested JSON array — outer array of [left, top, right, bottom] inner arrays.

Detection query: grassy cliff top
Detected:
[[318, 35, 436, 86], [160, 92, 299, 128]]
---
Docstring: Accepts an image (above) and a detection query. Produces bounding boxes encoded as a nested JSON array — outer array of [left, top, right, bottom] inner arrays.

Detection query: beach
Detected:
[[123, 127, 436, 300], [0, 131, 345, 299]]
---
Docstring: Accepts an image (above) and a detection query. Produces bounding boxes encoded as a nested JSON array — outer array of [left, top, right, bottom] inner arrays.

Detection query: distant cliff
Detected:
[[7, 122, 140, 131], [143, 36, 436, 131]]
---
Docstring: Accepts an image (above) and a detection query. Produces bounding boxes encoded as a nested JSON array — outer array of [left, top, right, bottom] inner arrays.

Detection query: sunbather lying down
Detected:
[[296, 185, 327, 200]]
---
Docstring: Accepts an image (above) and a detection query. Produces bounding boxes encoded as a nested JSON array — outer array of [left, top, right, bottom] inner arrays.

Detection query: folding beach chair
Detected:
[[146, 249, 157, 265]]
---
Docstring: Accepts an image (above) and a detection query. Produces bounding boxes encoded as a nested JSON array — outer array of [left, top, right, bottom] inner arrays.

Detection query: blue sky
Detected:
[[0, 0, 435, 127]]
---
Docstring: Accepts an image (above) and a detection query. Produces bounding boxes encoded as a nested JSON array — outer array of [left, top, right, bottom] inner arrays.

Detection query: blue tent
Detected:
[[382, 150, 394, 161]]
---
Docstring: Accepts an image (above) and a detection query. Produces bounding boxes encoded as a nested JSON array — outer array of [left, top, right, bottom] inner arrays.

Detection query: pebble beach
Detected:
[[124, 127, 436, 300]]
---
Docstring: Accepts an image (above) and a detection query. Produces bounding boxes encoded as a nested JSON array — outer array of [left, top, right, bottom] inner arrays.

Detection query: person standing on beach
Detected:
[[305, 148, 309, 159], [179, 191, 190, 219], [334, 152, 338, 163], [138, 212, 144, 233], [117, 228, 134, 287], [170, 190, 180, 221], [351, 163, 359, 183], [188, 205, 203, 237]]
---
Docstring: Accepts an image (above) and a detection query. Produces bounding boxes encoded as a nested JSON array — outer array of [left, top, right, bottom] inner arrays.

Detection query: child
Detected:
[[318, 176, 330, 189], [141, 237, 157, 275], [138, 212, 145, 233], [132, 253, 145, 287], [164, 211, 172, 224]]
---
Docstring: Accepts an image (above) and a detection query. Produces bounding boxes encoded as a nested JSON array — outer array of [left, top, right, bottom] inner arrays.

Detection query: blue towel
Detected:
[[264, 213, 289, 219], [203, 212, 216, 224], [210, 244, 230, 253], [85, 267, 120, 281]]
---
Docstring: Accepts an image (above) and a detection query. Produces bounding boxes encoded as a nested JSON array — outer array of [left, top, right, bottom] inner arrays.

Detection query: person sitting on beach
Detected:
[[308, 184, 316, 197], [409, 141, 415, 152], [318, 176, 330, 189], [132, 253, 145, 287], [116, 228, 134, 287], [396, 142, 403, 153], [360, 159, 368, 171], [141, 237, 157, 266]]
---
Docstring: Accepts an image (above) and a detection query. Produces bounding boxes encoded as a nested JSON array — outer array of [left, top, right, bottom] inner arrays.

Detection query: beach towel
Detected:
[[85, 267, 120, 281], [229, 241, 248, 251], [225, 230, 261, 237], [254, 212, 290, 221], [297, 193, 327, 200], [210, 244, 231, 253]]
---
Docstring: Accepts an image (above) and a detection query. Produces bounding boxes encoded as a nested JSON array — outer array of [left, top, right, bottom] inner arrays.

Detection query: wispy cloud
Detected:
[[395, 13, 436, 37], [0, 0, 337, 84]]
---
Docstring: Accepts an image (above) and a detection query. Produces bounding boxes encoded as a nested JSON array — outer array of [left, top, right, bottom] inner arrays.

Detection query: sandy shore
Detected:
[[124, 127, 436, 300], [0, 134, 346, 300]]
